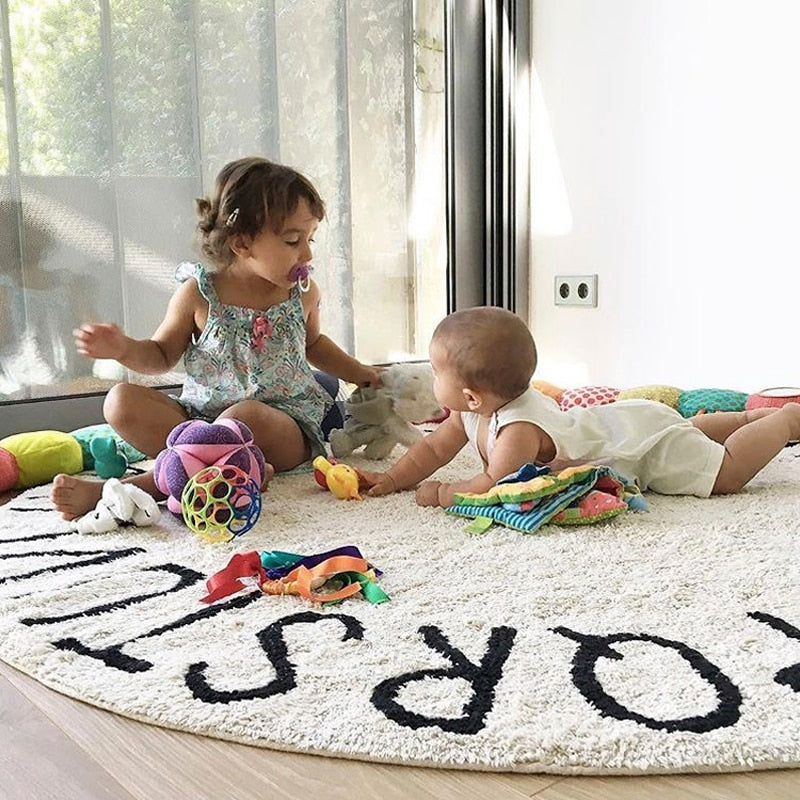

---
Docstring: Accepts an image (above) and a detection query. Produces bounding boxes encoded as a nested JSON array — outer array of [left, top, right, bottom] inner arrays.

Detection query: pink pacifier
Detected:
[[289, 262, 313, 292]]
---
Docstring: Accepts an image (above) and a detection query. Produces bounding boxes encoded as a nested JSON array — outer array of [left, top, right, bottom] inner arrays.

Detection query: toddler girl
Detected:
[[53, 156, 380, 520]]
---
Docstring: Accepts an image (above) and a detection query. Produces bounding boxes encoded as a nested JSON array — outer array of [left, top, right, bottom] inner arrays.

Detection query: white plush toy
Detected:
[[75, 478, 161, 534], [329, 363, 444, 460]]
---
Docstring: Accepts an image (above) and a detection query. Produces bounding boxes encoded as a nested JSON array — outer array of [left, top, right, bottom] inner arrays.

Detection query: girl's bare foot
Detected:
[[51, 474, 104, 520], [52, 460, 274, 521], [263, 462, 275, 489]]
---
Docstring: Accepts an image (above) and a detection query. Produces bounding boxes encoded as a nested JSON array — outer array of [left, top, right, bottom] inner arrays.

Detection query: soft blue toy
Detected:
[[89, 437, 128, 479]]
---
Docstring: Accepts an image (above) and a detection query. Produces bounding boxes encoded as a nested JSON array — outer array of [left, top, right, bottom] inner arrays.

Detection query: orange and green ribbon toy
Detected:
[[200, 545, 389, 606]]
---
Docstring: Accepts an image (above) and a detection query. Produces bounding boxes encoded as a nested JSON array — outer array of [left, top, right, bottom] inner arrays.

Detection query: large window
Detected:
[[0, 0, 447, 409]]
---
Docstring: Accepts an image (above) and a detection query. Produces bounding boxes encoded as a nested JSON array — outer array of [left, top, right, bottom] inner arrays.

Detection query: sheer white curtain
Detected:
[[0, 0, 445, 410]]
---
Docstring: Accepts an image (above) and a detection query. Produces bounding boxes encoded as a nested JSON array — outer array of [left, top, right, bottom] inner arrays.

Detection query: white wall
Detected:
[[530, 0, 800, 392]]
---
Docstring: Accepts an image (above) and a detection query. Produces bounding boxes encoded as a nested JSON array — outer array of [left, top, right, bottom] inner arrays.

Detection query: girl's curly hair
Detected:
[[195, 157, 325, 270]]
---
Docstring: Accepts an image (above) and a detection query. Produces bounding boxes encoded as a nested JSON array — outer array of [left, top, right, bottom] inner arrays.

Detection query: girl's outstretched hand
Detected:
[[74, 323, 128, 360], [358, 365, 385, 388]]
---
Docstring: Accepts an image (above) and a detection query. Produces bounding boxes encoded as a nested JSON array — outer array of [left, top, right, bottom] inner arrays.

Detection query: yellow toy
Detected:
[[312, 455, 363, 501]]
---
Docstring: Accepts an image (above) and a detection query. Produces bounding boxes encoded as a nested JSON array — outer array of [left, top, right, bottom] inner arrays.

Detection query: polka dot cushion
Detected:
[[617, 384, 683, 409], [677, 388, 749, 418], [560, 385, 620, 411]]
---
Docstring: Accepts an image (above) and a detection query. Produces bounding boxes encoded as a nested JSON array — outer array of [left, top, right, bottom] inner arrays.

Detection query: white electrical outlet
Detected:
[[554, 274, 598, 307]]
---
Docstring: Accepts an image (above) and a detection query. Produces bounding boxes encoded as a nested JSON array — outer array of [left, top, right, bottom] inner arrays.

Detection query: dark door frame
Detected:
[[445, 0, 530, 315]]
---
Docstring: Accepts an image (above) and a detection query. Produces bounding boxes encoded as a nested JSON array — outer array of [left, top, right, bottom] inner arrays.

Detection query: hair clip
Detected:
[[226, 208, 240, 227]]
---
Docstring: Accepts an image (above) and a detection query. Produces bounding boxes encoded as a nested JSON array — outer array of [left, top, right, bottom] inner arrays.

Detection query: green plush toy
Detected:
[[89, 437, 129, 479], [70, 423, 146, 468], [0, 423, 146, 492]]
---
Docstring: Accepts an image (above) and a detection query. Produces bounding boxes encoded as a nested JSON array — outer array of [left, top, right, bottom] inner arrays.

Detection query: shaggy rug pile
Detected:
[[1, 445, 799, 775]]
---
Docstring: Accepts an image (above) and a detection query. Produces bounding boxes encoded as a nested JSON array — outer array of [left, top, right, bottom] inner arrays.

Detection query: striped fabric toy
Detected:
[[446, 463, 646, 535]]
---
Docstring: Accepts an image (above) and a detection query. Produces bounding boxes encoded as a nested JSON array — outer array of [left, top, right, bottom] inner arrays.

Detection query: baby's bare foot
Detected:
[[783, 402, 800, 442], [51, 474, 104, 520]]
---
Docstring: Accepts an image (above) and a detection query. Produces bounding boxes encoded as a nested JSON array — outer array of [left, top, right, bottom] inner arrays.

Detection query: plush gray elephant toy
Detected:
[[328, 363, 444, 460]]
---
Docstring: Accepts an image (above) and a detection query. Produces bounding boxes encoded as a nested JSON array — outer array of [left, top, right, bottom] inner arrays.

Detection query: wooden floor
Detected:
[[1, 662, 798, 800], [1, 489, 798, 799]]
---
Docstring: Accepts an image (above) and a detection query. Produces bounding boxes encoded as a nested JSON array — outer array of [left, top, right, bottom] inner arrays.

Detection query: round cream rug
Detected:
[[1, 446, 799, 774]]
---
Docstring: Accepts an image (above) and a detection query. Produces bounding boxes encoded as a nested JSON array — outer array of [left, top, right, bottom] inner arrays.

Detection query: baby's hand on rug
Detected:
[[362, 471, 397, 497], [415, 480, 443, 507]]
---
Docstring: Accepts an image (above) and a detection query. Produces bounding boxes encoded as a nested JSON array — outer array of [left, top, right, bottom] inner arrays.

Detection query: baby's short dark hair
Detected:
[[433, 306, 537, 399], [195, 157, 325, 269]]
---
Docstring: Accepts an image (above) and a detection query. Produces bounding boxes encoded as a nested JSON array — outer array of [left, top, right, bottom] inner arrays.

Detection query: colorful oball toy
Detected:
[[154, 419, 266, 516], [180, 465, 262, 543]]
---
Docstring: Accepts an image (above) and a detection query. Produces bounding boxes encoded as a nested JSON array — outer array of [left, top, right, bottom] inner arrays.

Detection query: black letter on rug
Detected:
[[748, 611, 800, 691], [552, 627, 741, 732], [371, 625, 516, 734], [21, 563, 205, 626], [186, 611, 364, 704], [0, 546, 145, 589], [54, 590, 262, 673]]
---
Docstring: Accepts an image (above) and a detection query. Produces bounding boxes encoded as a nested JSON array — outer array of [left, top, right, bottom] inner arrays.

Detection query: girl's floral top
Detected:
[[175, 262, 330, 457]]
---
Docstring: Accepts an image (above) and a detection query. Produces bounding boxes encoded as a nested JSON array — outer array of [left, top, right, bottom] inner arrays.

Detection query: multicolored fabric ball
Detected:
[[180, 465, 262, 543], [154, 419, 266, 515]]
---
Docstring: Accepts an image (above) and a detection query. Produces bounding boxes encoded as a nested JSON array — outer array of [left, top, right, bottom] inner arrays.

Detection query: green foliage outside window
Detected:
[[3, 0, 199, 177]]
